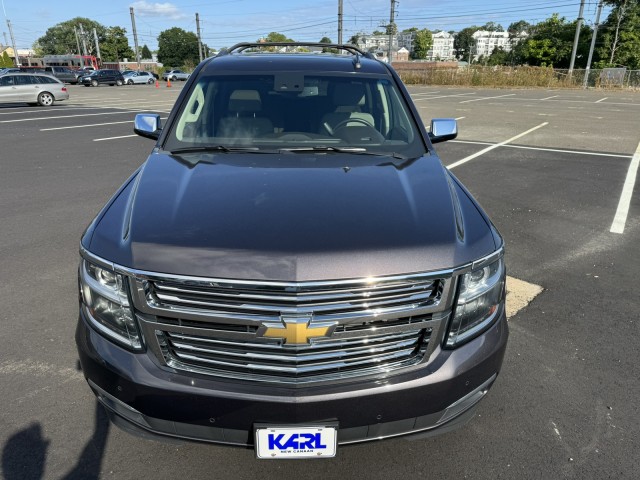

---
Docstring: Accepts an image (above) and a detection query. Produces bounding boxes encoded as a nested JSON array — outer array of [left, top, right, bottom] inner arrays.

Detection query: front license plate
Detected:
[[255, 426, 337, 459]]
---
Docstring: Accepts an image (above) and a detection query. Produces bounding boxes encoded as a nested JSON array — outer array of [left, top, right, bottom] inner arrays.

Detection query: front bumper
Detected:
[[76, 307, 508, 446]]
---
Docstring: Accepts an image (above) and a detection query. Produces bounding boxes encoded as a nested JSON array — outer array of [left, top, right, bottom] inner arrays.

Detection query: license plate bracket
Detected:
[[254, 423, 338, 459]]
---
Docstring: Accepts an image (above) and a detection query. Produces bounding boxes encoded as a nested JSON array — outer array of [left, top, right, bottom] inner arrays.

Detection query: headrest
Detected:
[[333, 83, 366, 106], [228, 89, 262, 112]]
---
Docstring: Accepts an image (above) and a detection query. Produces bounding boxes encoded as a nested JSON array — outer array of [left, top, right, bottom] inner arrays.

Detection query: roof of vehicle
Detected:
[[202, 42, 390, 76]]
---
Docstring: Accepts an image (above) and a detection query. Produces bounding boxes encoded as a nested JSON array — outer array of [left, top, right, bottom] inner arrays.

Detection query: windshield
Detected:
[[164, 74, 427, 158]]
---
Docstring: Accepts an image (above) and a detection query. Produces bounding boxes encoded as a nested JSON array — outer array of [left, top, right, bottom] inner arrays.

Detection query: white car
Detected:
[[0, 73, 69, 106], [123, 71, 155, 85]]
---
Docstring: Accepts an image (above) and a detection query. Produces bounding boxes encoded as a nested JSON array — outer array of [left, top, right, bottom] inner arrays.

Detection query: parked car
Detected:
[[162, 69, 190, 81], [79, 69, 125, 87], [44, 66, 80, 84], [77, 42, 507, 457], [0, 68, 20, 76], [123, 71, 155, 85], [0, 72, 68, 106]]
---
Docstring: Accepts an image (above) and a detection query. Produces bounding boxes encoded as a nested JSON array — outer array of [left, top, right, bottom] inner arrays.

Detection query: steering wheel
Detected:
[[332, 117, 376, 131], [331, 117, 385, 143]]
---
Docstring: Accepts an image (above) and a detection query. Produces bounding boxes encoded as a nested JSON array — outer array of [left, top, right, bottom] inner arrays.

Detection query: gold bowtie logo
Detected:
[[260, 315, 334, 345]]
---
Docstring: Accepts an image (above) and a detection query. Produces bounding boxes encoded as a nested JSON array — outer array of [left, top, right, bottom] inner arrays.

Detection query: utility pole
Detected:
[[568, 0, 586, 78], [130, 7, 141, 70], [78, 23, 88, 57], [74, 27, 81, 56], [93, 28, 101, 63], [338, 0, 343, 45], [196, 13, 203, 62], [6, 19, 18, 66], [583, 0, 604, 88], [387, 0, 397, 63]]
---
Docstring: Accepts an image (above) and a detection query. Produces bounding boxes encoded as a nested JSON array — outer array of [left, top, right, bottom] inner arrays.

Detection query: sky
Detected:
[[1, 0, 606, 53]]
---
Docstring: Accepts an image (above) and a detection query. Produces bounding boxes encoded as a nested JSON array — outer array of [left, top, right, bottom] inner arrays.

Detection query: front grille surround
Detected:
[[128, 270, 457, 384]]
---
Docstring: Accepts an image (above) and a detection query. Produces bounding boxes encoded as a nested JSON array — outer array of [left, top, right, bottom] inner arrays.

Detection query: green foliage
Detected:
[[485, 47, 511, 66], [596, 0, 640, 68], [385, 23, 398, 36], [158, 27, 200, 67], [264, 32, 293, 43], [516, 14, 591, 67], [507, 20, 531, 36], [141, 44, 152, 60], [100, 27, 134, 62], [482, 22, 504, 32], [412, 29, 433, 59], [1, 51, 13, 67], [454, 26, 480, 60], [36, 17, 104, 55], [348, 34, 360, 45]]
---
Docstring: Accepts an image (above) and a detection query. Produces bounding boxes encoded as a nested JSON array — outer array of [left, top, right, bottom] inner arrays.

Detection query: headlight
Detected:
[[79, 259, 142, 350], [446, 254, 505, 347]]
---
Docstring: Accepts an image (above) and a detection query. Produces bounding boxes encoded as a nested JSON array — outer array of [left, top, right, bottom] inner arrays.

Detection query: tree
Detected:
[[35, 17, 105, 56], [508, 20, 531, 37], [482, 22, 504, 32], [348, 34, 361, 45], [385, 22, 398, 35], [454, 26, 480, 60], [1, 51, 13, 67], [319, 37, 336, 53], [264, 32, 293, 43], [486, 46, 511, 66], [100, 27, 134, 62], [412, 29, 433, 59], [141, 44, 152, 60], [158, 27, 200, 67], [517, 14, 591, 67], [596, 0, 640, 68]]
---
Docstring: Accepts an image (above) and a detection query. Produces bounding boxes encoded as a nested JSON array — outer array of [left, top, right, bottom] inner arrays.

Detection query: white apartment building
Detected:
[[471, 30, 528, 61], [426, 31, 455, 61]]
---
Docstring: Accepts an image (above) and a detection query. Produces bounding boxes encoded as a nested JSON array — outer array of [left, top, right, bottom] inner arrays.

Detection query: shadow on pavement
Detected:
[[2, 401, 110, 480]]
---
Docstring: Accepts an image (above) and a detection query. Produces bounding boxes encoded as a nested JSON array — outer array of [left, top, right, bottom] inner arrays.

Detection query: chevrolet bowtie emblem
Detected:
[[259, 315, 335, 345]]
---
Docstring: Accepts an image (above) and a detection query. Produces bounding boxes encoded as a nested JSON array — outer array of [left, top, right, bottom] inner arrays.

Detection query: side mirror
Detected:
[[134, 114, 162, 140], [429, 118, 458, 144]]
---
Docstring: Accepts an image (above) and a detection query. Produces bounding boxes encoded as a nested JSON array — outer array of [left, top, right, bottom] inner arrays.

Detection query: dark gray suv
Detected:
[[79, 69, 124, 87], [76, 43, 507, 459]]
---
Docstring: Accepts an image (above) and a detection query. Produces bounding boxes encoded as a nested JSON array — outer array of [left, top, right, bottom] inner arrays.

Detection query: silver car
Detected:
[[123, 71, 155, 85], [0, 73, 69, 106]]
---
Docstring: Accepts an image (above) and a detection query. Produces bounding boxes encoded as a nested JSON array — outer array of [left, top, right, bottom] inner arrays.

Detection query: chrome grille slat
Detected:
[[132, 272, 452, 383]]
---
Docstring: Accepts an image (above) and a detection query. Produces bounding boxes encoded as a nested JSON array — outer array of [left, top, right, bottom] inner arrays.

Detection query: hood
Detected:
[[87, 152, 496, 281]]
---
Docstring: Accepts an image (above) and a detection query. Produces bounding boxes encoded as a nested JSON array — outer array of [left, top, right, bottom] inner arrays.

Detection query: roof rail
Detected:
[[219, 42, 375, 59]]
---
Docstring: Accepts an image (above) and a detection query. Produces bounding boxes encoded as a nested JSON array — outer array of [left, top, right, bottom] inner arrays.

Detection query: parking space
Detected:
[[1, 84, 639, 479]]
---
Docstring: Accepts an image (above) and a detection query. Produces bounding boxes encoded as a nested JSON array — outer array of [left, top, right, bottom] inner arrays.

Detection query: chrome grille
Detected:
[[158, 323, 432, 382], [130, 272, 454, 383]]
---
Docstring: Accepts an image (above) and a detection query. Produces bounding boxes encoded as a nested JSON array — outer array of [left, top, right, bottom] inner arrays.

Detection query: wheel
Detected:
[[171, 76, 177, 82], [37, 92, 54, 106], [91, 80, 98, 87], [127, 79, 134, 85], [331, 117, 385, 143], [148, 78, 154, 84], [116, 79, 123, 86]]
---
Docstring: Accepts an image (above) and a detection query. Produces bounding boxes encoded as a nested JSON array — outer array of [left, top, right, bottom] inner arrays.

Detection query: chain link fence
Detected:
[[396, 65, 640, 90]]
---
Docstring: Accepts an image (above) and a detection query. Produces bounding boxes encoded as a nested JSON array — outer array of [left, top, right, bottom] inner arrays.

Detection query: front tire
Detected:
[[127, 79, 133, 85], [91, 80, 98, 87], [116, 79, 123, 86], [37, 92, 54, 106], [148, 78, 154, 84]]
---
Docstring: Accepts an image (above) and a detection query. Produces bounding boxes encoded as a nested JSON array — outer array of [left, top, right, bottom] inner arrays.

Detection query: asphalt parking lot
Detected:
[[1, 83, 639, 479]]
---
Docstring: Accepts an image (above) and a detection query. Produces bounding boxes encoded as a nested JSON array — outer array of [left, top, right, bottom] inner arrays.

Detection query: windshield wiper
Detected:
[[281, 146, 407, 159], [170, 145, 262, 154]]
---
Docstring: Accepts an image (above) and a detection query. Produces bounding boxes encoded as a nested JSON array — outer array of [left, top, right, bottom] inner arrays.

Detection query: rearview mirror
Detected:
[[134, 114, 162, 140], [429, 118, 458, 144]]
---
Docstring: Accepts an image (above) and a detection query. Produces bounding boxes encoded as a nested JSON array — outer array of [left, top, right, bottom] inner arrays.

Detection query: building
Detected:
[[427, 31, 455, 61], [470, 30, 527, 62]]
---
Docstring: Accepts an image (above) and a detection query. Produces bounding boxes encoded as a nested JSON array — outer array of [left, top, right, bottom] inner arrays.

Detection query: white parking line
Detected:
[[595, 97, 608, 103], [41, 117, 168, 131], [610, 140, 640, 234], [541, 95, 559, 101], [447, 122, 549, 169], [0, 106, 99, 115], [451, 140, 632, 159], [93, 134, 138, 142], [414, 93, 476, 101], [455, 116, 466, 120], [459, 93, 516, 104], [0, 110, 143, 123]]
